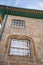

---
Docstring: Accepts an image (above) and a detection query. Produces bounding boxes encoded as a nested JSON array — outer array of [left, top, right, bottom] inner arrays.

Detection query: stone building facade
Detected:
[[0, 5, 43, 65]]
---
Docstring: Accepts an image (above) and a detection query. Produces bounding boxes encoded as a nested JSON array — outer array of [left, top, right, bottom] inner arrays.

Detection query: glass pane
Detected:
[[10, 48, 15, 55], [10, 48, 24, 55], [10, 48, 15, 51], [10, 51, 15, 55], [10, 48, 30, 56], [15, 49, 24, 55], [11, 39, 20, 47], [19, 21, 22, 26], [11, 39, 30, 49], [16, 21, 18, 26]]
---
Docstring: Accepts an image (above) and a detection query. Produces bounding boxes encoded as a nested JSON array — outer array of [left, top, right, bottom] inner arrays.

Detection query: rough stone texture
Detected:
[[0, 60, 8, 65], [9, 62, 29, 65], [29, 63, 43, 65], [0, 15, 43, 65]]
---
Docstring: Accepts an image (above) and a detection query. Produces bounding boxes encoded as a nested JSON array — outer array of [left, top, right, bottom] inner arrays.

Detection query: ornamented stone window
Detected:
[[9, 39, 31, 56], [12, 20, 25, 28]]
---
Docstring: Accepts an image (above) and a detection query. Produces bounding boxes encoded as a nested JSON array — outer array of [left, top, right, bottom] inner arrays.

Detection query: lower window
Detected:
[[9, 39, 31, 56]]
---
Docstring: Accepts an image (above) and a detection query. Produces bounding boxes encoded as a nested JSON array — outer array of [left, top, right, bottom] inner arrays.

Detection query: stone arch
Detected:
[[5, 35, 35, 61]]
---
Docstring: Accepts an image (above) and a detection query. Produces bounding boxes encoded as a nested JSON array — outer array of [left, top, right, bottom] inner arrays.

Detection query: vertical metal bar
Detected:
[[0, 15, 8, 40], [0, 6, 8, 40]]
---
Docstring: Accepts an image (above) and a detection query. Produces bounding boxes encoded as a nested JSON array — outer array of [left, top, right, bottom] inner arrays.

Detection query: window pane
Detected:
[[12, 22, 15, 25], [11, 39, 30, 49], [10, 48, 30, 56], [10, 48, 15, 55]]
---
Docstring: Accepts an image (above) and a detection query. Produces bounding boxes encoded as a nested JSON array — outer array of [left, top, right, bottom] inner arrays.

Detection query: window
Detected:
[[12, 20, 25, 28], [9, 39, 31, 56]]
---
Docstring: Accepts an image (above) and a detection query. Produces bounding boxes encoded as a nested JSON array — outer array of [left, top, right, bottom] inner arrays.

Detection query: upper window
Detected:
[[12, 20, 25, 28], [9, 39, 31, 56]]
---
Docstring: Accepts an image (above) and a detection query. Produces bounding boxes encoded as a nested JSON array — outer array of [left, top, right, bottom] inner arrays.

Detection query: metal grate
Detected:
[[10, 39, 31, 56]]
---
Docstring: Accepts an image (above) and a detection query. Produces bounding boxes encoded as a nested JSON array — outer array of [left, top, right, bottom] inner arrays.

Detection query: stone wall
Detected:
[[0, 15, 43, 65]]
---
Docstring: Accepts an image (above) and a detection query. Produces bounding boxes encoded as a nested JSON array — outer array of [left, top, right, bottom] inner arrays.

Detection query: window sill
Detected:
[[7, 54, 34, 63], [8, 54, 32, 58]]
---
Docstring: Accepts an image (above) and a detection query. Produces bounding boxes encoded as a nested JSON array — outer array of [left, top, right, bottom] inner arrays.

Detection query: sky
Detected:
[[0, 0, 43, 10]]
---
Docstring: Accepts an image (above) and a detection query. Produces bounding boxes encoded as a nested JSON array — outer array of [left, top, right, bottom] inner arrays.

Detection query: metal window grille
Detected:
[[12, 20, 25, 28], [10, 39, 31, 56]]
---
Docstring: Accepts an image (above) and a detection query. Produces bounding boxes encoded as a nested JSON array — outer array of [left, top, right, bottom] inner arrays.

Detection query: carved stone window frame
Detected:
[[5, 35, 35, 62]]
